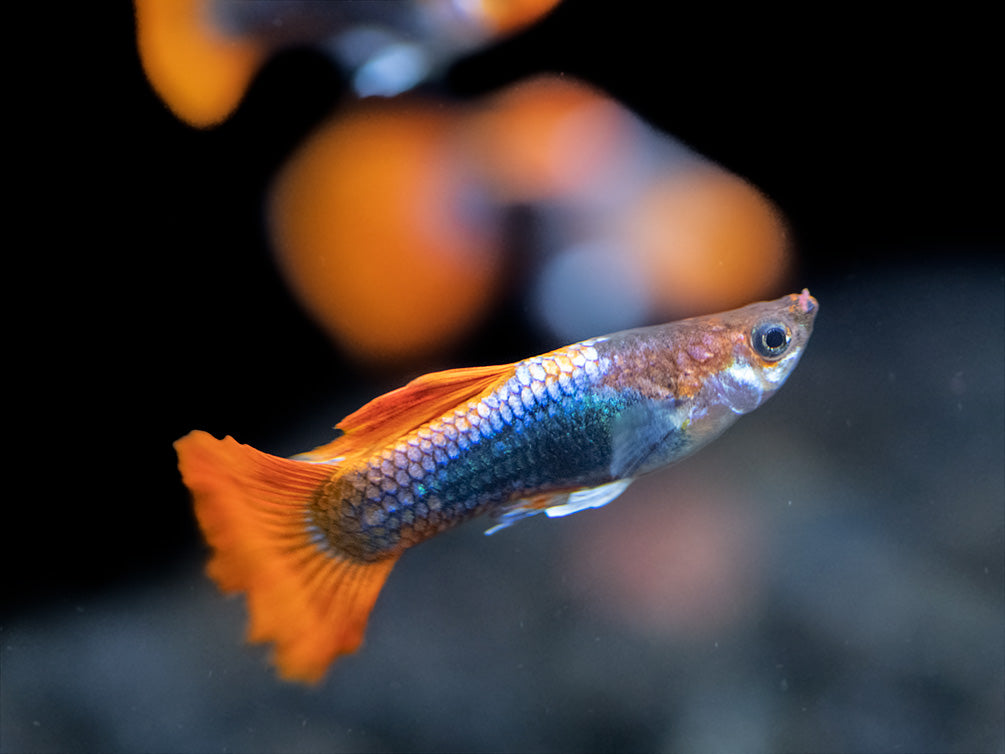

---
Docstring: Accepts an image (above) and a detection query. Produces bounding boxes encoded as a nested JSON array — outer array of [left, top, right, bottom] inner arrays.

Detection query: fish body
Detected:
[[176, 290, 817, 681]]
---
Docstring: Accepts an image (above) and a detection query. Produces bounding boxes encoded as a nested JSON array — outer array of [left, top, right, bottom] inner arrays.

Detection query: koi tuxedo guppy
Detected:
[[176, 290, 818, 682]]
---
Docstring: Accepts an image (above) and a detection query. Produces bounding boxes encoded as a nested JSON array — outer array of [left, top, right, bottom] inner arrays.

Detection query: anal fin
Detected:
[[485, 479, 634, 535], [544, 478, 634, 518]]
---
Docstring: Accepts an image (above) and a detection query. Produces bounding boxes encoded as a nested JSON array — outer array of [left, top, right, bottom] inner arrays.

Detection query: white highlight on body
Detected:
[[716, 361, 766, 415]]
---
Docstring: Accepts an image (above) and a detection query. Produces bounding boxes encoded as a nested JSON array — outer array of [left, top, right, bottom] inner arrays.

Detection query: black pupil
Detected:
[[763, 327, 786, 350]]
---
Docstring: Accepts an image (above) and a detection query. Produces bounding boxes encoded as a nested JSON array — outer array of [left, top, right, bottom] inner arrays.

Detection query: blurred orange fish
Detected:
[[134, 0, 562, 126], [269, 76, 792, 361]]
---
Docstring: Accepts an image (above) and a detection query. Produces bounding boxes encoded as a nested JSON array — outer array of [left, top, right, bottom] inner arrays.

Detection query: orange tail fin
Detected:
[[175, 431, 397, 683], [135, 0, 264, 128]]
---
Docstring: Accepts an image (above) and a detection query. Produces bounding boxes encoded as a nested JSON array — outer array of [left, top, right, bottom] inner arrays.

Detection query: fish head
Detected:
[[704, 288, 818, 415], [605, 290, 817, 478]]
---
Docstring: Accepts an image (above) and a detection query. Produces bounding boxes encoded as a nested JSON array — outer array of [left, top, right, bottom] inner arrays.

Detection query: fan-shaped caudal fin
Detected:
[[175, 431, 397, 683]]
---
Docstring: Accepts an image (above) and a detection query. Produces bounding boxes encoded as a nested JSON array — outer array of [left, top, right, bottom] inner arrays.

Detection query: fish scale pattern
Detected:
[[326, 340, 625, 560]]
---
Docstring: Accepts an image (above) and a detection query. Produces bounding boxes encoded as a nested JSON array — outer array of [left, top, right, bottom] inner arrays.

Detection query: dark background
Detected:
[[4, 3, 1001, 752]]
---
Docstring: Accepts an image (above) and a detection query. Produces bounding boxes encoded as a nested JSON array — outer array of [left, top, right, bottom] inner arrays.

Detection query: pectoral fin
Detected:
[[609, 399, 686, 479]]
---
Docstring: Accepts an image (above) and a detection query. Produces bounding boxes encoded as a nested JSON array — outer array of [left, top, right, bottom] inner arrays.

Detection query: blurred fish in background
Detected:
[[134, 0, 563, 127], [266, 97, 506, 362], [136, 0, 793, 363], [268, 76, 792, 361]]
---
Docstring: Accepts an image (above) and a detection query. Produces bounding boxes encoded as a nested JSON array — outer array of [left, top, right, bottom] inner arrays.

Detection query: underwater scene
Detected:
[[3, 2, 1001, 752]]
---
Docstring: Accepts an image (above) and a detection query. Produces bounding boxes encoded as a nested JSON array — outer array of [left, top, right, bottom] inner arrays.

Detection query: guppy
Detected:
[[176, 290, 817, 682]]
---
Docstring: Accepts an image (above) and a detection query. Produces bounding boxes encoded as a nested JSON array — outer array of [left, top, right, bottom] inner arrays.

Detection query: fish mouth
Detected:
[[794, 288, 818, 316]]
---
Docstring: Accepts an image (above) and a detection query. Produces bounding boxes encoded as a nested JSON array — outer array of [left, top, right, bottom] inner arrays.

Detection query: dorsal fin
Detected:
[[297, 363, 514, 462]]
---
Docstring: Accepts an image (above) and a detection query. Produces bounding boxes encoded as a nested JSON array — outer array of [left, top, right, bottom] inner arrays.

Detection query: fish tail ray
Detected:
[[174, 430, 397, 683]]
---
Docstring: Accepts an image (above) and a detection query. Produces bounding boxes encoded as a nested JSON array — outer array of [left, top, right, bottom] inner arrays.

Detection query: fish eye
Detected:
[[751, 321, 791, 360]]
